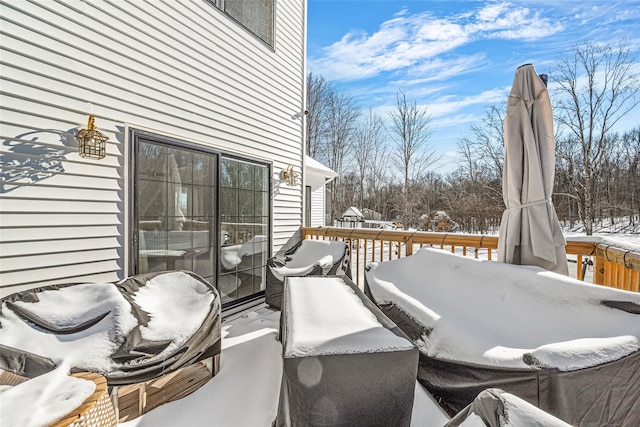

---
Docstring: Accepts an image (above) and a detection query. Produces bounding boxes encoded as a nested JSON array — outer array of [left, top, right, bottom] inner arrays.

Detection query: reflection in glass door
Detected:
[[134, 139, 217, 285], [219, 158, 270, 305]]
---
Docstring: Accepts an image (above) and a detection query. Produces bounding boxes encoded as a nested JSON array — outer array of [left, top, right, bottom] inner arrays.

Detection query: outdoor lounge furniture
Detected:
[[275, 276, 418, 427], [265, 239, 351, 309], [364, 247, 640, 426], [0, 270, 221, 422]]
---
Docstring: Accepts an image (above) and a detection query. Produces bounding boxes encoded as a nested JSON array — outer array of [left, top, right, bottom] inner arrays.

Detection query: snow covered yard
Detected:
[[118, 305, 450, 427]]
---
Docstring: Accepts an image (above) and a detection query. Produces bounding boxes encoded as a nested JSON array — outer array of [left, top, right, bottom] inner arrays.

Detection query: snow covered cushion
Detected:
[[283, 276, 415, 357], [271, 240, 347, 280]]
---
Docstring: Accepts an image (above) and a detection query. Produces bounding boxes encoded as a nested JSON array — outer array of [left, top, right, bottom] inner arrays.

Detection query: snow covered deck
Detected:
[[2, 230, 639, 426], [117, 304, 450, 427]]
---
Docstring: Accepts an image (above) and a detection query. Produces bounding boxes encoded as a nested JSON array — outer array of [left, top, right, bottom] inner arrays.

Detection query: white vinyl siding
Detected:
[[0, 0, 305, 296], [305, 173, 327, 227], [307, 178, 325, 227], [310, 187, 325, 227]]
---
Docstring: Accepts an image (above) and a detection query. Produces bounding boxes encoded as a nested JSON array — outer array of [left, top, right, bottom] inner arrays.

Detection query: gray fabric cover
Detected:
[[275, 276, 417, 427], [363, 289, 640, 426], [265, 240, 351, 310], [445, 388, 570, 427], [0, 344, 56, 378], [0, 270, 221, 385]]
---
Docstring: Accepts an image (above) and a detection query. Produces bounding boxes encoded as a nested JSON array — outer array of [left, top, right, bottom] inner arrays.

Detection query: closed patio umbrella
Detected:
[[497, 64, 568, 275]]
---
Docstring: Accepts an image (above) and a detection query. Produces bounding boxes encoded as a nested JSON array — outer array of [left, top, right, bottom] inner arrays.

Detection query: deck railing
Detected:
[[300, 227, 640, 293]]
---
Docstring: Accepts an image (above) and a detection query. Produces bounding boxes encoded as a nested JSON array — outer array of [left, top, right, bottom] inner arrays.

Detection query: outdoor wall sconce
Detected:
[[281, 165, 299, 186], [76, 114, 108, 160]]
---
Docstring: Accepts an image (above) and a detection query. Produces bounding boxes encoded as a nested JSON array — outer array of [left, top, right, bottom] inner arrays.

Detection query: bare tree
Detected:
[[457, 104, 506, 184], [323, 89, 361, 222], [621, 127, 640, 226], [553, 39, 640, 234], [306, 73, 333, 158], [353, 108, 386, 208], [387, 91, 437, 225]]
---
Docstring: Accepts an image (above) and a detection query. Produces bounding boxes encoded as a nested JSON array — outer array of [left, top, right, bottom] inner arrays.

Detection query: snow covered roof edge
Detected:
[[305, 155, 338, 178]]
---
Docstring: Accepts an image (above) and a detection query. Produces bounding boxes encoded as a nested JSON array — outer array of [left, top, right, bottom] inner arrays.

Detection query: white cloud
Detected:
[[309, 2, 564, 82], [428, 87, 509, 118], [392, 53, 489, 86], [431, 150, 463, 174]]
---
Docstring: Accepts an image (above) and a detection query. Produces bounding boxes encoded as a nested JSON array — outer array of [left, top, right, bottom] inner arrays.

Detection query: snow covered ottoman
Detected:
[[0, 270, 221, 421], [265, 239, 351, 310], [275, 276, 418, 427], [364, 247, 640, 426]]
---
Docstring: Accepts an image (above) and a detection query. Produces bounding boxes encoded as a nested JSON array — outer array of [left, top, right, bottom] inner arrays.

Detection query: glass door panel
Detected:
[[135, 139, 217, 285], [219, 158, 270, 305]]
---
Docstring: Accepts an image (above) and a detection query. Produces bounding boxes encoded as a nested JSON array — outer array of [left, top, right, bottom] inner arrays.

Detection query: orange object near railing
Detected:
[[300, 227, 640, 293]]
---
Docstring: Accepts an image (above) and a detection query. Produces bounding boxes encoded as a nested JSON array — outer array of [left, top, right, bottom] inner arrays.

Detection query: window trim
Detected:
[[207, 0, 276, 51]]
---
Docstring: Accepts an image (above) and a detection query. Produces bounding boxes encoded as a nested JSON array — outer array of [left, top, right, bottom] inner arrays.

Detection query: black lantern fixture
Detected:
[[76, 115, 108, 160]]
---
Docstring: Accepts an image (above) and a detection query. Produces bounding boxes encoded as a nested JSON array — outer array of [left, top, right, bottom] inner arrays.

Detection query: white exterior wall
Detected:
[[306, 174, 326, 227], [0, 0, 306, 295]]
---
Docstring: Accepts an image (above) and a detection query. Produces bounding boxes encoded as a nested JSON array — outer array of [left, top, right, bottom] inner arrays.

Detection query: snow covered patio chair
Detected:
[[265, 239, 351, 310], [364, 247, 640, 426], [0, 270, 221, 422]]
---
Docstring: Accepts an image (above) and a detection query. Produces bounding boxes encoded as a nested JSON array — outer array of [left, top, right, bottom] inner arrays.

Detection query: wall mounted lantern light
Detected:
[[281, 165, 299, 186], [76, 114, 108, 160]]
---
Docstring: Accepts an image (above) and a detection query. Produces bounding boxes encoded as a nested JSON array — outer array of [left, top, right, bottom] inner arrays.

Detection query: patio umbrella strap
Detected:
[[506, 197, 551, 210]]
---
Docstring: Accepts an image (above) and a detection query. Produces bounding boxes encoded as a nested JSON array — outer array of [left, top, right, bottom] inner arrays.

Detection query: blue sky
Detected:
[[307, 1, 640, 173]]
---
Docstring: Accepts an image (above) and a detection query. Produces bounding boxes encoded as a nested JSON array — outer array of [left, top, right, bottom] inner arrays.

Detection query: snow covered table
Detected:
[[275, 276, 418, 427], [365, 247, 640, 426]]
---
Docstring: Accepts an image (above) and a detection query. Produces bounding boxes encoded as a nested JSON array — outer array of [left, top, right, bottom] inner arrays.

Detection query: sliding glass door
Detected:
[[134, 139, 217, 285], [132, 134, 271, 307]]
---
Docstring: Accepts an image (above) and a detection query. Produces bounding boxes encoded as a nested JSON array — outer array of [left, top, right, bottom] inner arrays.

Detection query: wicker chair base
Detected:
[[110, 354, 220, 423], [0, 370, 117, 427], [53, 372, 117, 427]]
